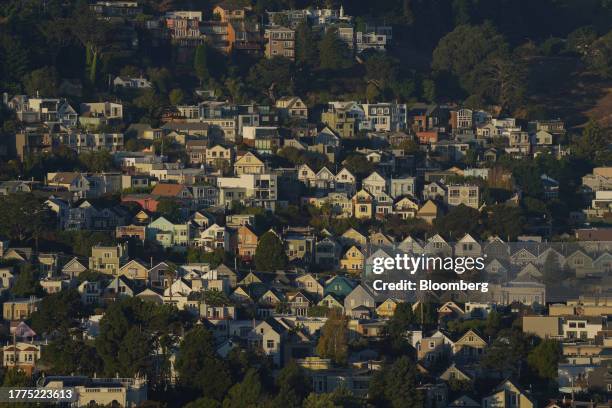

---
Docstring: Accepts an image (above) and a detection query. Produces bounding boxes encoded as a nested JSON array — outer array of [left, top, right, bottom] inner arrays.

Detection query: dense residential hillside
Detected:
[[0, 0, 610, 407]]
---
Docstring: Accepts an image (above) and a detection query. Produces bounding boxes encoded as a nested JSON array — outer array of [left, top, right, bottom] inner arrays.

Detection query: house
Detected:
[[146, 217, 192, 250], [376, 298, 402, 317], [234, 151, 266, 175], [276, 96, 308, 121], [482, 379, 535, 408], [205, 145, 234, 168], [89, 244, 128, 276], [3, 342, 41, 376], [335, 168, 356, 195], [438, 363, 472, 383], [352, 189, 374, 219], [318, 294, 344, 312], [446, 185, 480, 209], [286, 290, 312, 316], [340, 246, 365, 275], [151, 183, 193, 200], [454, 234, 481, 257], [196, 223, 229, 252], [104, 276, 135, 300], [423, 181, 447, 202], [3, 297, 41, 321], [118, 259, 148, 281], [362, 171, 387, 195], [298, 164, 317, 187], [344, 284, 378, 317], [61, 257, 88, 278], [315, 237, 340, 269], [394, 196, 419, 219], [417, 200, 439, 224], [251, 317, 288, 367], [40, 376, 147, 407], [264, 27, 295, 60], [78, 281, 102, 305], [0, 267, 15, 291], [324, 275, 356, 299], [340, 228, 367, 247], [452, 329, 487, 360], [113, 76, 152, 89], [295, 274, 324, 299], [236, 225, 258, 261]]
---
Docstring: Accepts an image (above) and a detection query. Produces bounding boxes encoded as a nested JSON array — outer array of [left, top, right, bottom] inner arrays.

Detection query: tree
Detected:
[[11, 264, 44, 298], [30, 289, 85, 335], [247, 57, 296, 101], [194, 43, 210, 85], [588, 31, 612, 78], [342, 154, 375, 178], [169, 88, 185, 105], [573, 119, 610, 163], [303, 393, 340, 408], [369, 356, 423, 408], [156, 198, 182, 222], [274, 361, 311, 406], [432, 23, 508, 99], [434, 205, 482, 239], [254, 231, 287, 271], [185, 398, 221, 408], [295, 22, 318, 66], [22, 66, 58, 97], [316, 309, 348, 365], [319, 28, 351, 70], [175, 326, 232, 401], [0, 193, 55, 247], [71, 6, 111, 83], [41, 333, 101, 376], [527, 339, 561, 380], [384, 302, 417, 356], [222, 369, 262, 408], [79, 150, 114, 172]]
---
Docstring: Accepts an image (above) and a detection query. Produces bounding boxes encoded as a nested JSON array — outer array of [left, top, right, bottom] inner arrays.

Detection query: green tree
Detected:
[[527, 339, 561, 380], [223, 369, 262, 408], [11, 264, 44, 298], [573, 119, 610, 163], [295, 22, 318, 66], [30, 289, 85, 335], [79, 150, 114, 172], [319, 28, 351, 70], [316, 309, 348, 365], [254, 231, 287, 271], [41, 333, 101, 376], [0, 193, 55, 246], [542, 251, 563, 284], [22, 66, 58, 97], [384, 302, 417, 356], [303, 393, 340, 408], [369, 356, 423, 408], [156, 198, 182, 222], [169, 88, 185, 105], [274, 361, 311, 406], [432, 23, 508, 98], [185, 398, 221, 408], [194, 43, 210, 85], [434, 205, 482, 239], [175, 326, 232, 401]]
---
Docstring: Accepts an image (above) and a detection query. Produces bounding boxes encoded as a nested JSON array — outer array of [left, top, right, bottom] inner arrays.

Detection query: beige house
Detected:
[[89, 244, 128, 276], [234, 151, 266, 175], [446, 184, 480, 209], [482, 380, 534, 408], [119, 259, 149, 281], [340, 246, 365, 275], [3, 342, 41, 375], [3, 298, 41, 321], [276, 96, 308, 121], [352, 189, 374, 219], [417, 200, 439, 224]]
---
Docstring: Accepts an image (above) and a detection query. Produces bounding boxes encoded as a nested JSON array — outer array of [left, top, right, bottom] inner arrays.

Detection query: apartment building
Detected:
[[217, 173, 278, 210], [446, 185, 480, 209], [264, 27, 295, 60]]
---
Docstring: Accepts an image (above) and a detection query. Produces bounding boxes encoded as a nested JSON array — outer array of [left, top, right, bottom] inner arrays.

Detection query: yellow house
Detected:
[[234, 151, 266, 175], [376, 298, 402, 317], [341, 228, 368, 247], [482, 380, 535, 408], [453, 329, 487, 358], [417, 200, 439, 224], [352, 189, 374, 219], [118, 259, 148, 281], [340, 246, 365, 275]]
